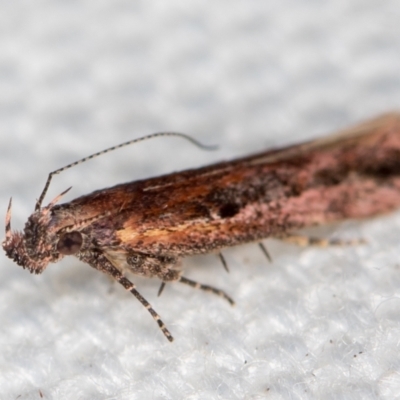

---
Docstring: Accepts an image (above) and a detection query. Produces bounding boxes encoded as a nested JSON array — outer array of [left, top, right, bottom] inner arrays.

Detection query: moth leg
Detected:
[[179, 276, 235, 305], [157, 281, 166, 297], [279, 234, 366, 247], [119, 277, 174, 342], [218, 252, 229, 273], [80, 252, 174, 342], [258, 242, 272, 262], [123, 251, 235, 305]]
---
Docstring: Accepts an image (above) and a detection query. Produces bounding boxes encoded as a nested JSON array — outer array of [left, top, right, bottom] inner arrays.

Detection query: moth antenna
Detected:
[[35, 132, 218, 211], [5, 198, 12, 239]]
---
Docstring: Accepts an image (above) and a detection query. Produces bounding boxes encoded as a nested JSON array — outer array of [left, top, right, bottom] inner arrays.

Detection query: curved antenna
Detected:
[[35, 132, 218, 211]]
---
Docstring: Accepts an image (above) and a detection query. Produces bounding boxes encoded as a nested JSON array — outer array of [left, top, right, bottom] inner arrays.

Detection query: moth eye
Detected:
[[57, 231, 83, 255]]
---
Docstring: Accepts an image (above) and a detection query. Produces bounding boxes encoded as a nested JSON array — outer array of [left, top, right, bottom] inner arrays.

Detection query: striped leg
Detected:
[[179, 276, 235, 305], [118, 276, 174, 342], [158, 254, 230, 298], [81, 252, 173, 342]]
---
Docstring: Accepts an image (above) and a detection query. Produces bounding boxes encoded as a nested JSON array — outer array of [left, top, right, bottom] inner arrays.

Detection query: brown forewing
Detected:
[[51, 113, 400, 256]]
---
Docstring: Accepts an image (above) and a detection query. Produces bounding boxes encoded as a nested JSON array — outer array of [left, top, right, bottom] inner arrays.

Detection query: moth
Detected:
[[4, 113, 400, 341]]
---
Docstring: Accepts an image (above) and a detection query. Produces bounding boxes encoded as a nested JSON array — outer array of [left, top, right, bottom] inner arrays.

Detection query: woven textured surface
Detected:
[[1, 1, 400, 399]]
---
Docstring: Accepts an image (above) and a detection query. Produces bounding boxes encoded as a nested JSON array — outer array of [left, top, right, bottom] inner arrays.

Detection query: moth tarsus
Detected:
[[218, 252, 229, 273], [258, 242, 272, 263]]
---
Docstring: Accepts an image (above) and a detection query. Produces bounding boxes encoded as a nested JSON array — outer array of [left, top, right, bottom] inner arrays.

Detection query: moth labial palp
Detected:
[[4, 112, 400, 341]]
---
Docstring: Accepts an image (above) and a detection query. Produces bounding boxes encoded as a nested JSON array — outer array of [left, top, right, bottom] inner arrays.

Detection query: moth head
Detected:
[[2, 198, 61, 273], [2, 189, 83, 274]]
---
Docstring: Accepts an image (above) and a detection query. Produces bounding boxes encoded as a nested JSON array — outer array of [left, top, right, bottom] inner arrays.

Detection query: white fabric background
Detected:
[[1, 1, 400, 399]]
